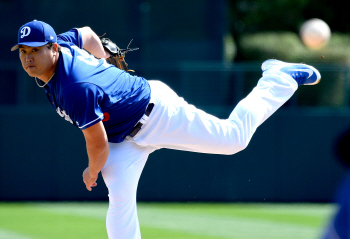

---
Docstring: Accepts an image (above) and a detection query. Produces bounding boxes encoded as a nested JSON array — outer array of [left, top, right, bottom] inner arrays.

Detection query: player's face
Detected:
[[19, 45, 56, 78]]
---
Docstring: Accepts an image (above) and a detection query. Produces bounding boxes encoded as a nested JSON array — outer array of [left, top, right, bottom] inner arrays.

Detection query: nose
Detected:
[[26, 53, 33, 62]]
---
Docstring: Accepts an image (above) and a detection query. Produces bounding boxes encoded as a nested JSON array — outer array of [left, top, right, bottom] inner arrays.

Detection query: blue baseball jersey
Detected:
[[323, 171, 350, 239], [43, 28, 151, 143]]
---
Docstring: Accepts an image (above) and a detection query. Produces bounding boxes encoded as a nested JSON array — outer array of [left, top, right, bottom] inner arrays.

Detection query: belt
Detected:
[[128, 103, 154, 137]]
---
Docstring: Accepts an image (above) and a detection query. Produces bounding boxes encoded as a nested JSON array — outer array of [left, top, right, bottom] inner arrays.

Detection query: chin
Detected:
[[25, 69, 38, 78], [26, 72, 36, 78]]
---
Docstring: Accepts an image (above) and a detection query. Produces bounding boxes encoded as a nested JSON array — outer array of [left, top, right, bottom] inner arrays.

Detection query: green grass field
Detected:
[[0, 202, 335, 239]]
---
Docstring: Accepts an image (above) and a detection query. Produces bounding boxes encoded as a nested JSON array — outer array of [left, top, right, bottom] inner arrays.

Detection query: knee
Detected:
[[108, 188, 136, 206], [219, 140, 249, 155], [104, 176, 137, 205], [106, 177, 137, 200]]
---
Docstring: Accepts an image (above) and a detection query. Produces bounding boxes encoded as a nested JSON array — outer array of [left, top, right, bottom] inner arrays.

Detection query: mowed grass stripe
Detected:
[[34, 202, 333, 239], [144, 203, 333, 217], [0, 202, 334, 239], [137, 207, 326, 239], [140, 226, 229, 239], [0, 203, 107, 239], [33, 202, 108, 219], [137, 203, 334, 227], [0, 228, 35, 239]]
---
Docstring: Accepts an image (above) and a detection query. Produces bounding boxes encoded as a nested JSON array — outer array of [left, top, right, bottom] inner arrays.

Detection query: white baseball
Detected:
[[299, 18, 331, 49]]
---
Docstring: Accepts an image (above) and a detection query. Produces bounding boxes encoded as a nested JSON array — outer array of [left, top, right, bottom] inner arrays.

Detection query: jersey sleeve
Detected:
[[60, 83, 105, 130], [57, 28, 83, 48]]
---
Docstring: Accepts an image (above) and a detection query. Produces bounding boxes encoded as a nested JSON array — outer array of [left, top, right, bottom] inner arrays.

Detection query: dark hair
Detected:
[[46, 42, 61, 52]]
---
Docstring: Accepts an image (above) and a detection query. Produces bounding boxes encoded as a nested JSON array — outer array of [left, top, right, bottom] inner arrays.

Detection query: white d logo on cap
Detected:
[[20, 27, 31, 38]]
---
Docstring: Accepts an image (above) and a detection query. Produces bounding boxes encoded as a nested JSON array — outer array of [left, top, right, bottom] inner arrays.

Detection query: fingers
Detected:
[[82, 168, 98, 191], [85, 182, 97, 191]]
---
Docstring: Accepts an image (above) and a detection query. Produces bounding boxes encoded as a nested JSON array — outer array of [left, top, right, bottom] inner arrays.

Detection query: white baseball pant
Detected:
[[101, 70, 298, 238]]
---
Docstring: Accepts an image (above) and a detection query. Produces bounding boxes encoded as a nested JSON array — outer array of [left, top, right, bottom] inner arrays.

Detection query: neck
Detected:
[[38, 71, 54, 83]]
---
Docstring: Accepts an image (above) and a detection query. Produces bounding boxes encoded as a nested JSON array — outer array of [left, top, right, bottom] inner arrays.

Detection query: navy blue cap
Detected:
[[11, 20, 57, 51]]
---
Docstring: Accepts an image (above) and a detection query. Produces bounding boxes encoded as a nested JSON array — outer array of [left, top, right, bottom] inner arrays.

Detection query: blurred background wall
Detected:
[[1, 0, 350, 202]]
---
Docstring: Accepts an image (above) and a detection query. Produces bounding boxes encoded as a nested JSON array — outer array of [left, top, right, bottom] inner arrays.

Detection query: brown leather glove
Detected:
[[101, 38, 138, 72]]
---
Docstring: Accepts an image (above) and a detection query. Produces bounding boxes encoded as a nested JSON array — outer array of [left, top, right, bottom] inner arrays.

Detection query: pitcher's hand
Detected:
[[82, 167, 98, 191]]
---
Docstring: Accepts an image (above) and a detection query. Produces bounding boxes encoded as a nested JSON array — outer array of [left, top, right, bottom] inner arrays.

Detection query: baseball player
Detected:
[[12, 20, 321, 239]]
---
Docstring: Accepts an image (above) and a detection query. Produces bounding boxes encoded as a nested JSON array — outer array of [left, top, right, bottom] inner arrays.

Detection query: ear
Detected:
[[52, 43, 59, 56]]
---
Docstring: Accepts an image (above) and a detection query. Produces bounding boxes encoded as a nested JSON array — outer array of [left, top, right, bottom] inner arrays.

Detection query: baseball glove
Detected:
[[101, 38, 139, 72]]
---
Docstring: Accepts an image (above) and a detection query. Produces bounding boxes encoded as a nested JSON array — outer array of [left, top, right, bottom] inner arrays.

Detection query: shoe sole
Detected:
[[262, 60, 321, 85]]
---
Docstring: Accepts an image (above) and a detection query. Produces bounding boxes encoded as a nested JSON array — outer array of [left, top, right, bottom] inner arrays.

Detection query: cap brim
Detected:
[[11, 41, 49, 51]]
